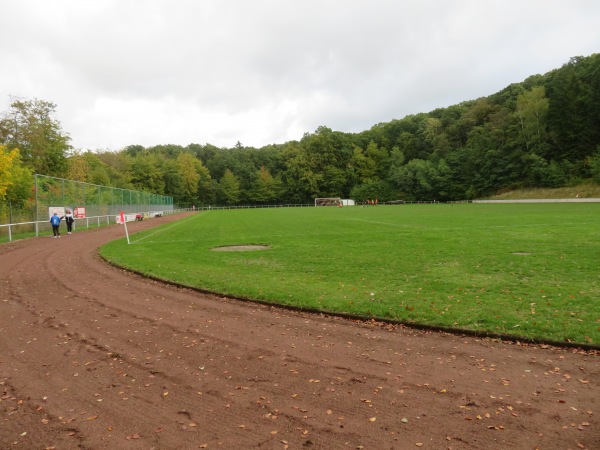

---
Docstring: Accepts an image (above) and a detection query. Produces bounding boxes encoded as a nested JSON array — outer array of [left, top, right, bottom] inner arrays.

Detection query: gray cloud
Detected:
[[1, 0, 599, 150]]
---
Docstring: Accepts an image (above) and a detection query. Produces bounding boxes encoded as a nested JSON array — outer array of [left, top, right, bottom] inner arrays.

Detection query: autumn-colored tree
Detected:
[[177, 153, 201, 206], [68, 151, 91, 182], [0, 145, 32, 209], [0, 145, 20, 199], [249, 165, 282, 204]]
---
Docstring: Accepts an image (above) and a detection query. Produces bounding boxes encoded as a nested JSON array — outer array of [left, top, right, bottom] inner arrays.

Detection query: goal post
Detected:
[[315, 197, 341, 207]]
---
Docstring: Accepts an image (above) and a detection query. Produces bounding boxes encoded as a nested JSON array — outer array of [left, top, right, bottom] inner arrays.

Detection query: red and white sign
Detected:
[[117, 210, 131, 244], [74, 207, 86, 218]]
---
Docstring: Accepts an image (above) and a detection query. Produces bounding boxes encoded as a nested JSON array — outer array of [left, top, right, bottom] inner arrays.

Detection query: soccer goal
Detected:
[[315, 197, 342, 206]]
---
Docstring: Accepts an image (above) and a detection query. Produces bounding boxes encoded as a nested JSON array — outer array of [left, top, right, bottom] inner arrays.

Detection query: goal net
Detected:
[[315, 197, 341, 206]]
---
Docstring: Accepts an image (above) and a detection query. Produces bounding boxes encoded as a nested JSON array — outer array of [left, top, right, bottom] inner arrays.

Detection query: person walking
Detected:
[[50, 213, 62, 238], [63, 209, 74, 234]]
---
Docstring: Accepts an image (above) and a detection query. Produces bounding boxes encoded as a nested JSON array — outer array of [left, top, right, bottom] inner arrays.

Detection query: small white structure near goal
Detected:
[[314, 198, 355, 206]]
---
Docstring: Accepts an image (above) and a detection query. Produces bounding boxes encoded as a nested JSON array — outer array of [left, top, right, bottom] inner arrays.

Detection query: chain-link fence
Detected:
[[1, 175, 174, 242]]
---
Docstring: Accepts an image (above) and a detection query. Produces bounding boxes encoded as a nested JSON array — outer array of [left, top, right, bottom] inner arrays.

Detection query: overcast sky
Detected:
[[1, 0, 599, 151]]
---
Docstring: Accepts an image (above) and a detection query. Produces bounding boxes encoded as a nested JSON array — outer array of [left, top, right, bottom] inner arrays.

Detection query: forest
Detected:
[[1, 53, 599, 209]]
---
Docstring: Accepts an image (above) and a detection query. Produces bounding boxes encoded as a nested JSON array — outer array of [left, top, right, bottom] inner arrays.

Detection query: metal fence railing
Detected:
[[0, 208, 189, 243]]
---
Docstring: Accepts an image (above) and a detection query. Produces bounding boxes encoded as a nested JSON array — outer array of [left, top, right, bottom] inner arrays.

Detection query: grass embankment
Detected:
[[100, 204, 600, 345], [490, 183, 600, 199]]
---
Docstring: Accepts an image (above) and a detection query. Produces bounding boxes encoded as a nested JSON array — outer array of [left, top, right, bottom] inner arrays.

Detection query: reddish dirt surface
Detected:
[[1, 212, 598, 450]]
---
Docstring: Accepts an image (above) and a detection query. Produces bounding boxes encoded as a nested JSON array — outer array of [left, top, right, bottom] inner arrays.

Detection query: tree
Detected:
[[0, 98, 71, 176], [0, 145, 32, 208], [162, 159, 183, 204], [0, 145, 20, 199], [524, 154, 568, 187], [249, 165, 282, 204], [389, 158, 452, 201], [194, 158, 213, 205], [347, 145, 377, 183], [350, 179, 397, 203], [5, 163, 33, 207], [68, 151, 91, 182], [515, 86, 549, 153], [545, 55, 600, 165], [296, 126, 353, 197], [176, 153, 200, 206], [395, 131, 418, 161], [218, 169, 241, 205], [130, 151, 165, 194], [588, 147, 600, 183], [281, 143, 323, 202], [365, 140, 389, 179], [95, 151, 133, 188]]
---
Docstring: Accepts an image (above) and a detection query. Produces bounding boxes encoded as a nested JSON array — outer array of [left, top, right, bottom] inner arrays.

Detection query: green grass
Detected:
[[99, 204, 600, 345], [490, 183, 600, 199], [0, 229, 38, 243]]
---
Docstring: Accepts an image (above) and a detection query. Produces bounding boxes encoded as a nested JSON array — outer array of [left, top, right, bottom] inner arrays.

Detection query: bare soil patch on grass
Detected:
[[212, 244, 270, 251]]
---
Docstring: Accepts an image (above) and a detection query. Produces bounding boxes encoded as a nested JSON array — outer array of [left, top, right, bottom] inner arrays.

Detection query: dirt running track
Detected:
[[1, 212, 598, 450]]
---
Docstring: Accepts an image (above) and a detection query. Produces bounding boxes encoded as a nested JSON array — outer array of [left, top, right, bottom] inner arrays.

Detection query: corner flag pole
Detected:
[[119, 211, 130, 244]]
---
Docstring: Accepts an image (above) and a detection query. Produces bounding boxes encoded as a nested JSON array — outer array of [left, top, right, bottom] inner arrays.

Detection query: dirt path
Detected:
[[1, 212, 598, 450]]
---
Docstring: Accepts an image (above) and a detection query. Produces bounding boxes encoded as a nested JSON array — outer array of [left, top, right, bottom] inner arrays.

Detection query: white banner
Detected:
[[48, 206, 66, 219]]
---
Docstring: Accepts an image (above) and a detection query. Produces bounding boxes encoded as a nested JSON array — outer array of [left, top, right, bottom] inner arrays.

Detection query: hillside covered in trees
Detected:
[[1, 53, 599, 208]]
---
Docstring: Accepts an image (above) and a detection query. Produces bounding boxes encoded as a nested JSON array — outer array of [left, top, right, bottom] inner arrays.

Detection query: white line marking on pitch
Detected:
[[131, 213, 208, 244]]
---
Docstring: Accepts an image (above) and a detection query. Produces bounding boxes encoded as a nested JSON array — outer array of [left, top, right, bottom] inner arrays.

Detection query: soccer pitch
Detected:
[[100, 203, 600, 345]]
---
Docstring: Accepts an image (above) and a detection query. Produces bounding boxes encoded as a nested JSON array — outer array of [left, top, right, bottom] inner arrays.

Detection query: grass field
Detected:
[[100, 203, 600, 345]]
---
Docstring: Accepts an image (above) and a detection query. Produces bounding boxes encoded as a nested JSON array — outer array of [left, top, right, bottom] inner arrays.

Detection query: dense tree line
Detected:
[[2, 54, 599, 208]]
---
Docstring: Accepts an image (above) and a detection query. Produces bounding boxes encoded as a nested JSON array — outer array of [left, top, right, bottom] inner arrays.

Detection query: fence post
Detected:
[[34, 174, 39, 237]]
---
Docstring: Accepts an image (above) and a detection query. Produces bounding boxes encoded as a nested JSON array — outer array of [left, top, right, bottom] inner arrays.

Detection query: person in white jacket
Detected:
[[62, 209, 74, 234]]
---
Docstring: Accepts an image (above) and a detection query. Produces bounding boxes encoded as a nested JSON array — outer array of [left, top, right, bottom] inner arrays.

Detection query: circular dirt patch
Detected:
[[212, 244, 270, 252]]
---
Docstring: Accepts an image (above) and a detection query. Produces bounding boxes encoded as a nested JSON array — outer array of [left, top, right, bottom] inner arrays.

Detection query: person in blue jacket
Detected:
[[50, 212, 62, 238]]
